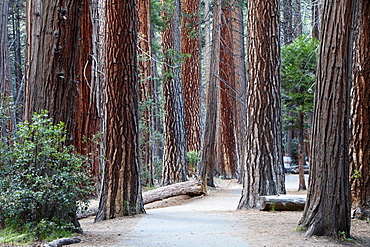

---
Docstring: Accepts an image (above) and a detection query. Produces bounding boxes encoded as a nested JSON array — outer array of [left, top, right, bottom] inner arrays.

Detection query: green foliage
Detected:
[[269, 203, 276, 212], [187, 151, 201, 166], [0, 110, 94, 242], [295, 225, 306, 232], [351, 169, 361, 179], [187, 151, 201, 176], [281, 35, 318, 129], [338, 231, 354, 241]]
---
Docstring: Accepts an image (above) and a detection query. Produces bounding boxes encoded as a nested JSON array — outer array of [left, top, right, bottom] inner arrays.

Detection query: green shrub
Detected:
[[0, 110, 94, 242]]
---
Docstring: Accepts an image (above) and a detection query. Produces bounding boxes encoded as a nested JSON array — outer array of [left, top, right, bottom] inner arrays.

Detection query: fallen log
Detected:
[[143, 180, 206, 205], [41, 237, 81, 247], [257, 195, 306, 211]]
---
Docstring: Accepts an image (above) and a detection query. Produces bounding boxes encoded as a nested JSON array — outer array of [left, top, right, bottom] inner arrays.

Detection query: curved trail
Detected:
[[117, 180, 248, 247]]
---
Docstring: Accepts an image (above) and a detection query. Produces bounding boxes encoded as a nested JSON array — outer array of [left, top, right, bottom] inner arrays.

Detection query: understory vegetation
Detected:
[[0, 108, 94, 244]]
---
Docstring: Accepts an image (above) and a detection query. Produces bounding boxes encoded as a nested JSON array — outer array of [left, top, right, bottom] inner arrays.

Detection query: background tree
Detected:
[[199, 0, 221, 188], [238, 0, 285, 209], [282, 0, 293, 44], [298, 0, 354, 238], [138, 0, 155, 186], [232, 0, 247, 183], [181, 0, 202, 158], [8, 0, 25, 117], [311, 0, 320, 39], [0, 0, 16, 140], [95, 0, 145, 221], [161, 0, 188, 185], [293, 0, 302, 38], [218, 1, 238, 179], [281, 35, 318, 190], [0, 0, 11, 99], [350, 0, 370, 220]]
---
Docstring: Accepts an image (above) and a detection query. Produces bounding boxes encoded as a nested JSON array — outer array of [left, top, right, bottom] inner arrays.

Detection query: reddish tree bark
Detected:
[[219, 1, 238, 179], [350, 0, 370, 221], [95, 0, 144, 221], [74, 0, 100, 179], [238, 0, 285, 209], [24, 0, 81, 143], [138, 0, 154, 186], [181, 0, 202, 155]]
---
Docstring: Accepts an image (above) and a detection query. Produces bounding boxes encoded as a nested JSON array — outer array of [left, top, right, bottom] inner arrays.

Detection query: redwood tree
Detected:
[[0, 0, 10, 99], [74, 0, 100, 179], [238, 0, 285, 209], [298, 0, 354, 238], [161, 0, 188, 185], [95, 0, 144, 221], [350, 0, 370, 221], [219, 1, 238, 179], [24, 0, 81, 143], [199, 0, 221, 188], [232, 0, 246, 182], [0, 0, 14, 138], [138, 0, 155, 186], [181, 0, 202, 156]]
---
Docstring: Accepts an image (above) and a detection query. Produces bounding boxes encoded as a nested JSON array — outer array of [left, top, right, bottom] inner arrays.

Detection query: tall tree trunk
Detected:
[[232, 0, 246, 183], [0, 0, 10, 98], [181, 0, 202, 178], [282, 0, 294, 159], [282, 0, 293, 44], [219, 1, 238, 179], [95, 0, 107, 194], [293, 0, 302, 38], [138, 0, 155, 186], [74, 0, 100, 181], [24, 0, 92, 227], [0, 0, 15, 138], [298, 0, 355, 238], [204, 0, 211, 89], [298, 112, 306, 191], [9, 0, 23, 118], [24, 0, 81, 143], [350, 0, 370, 221], [181, 0, 202, 157], [161, 0, 188, 185], [311, 0, 321, 39], [199, 0, 222, 188], [238, 0, 285, 209], [95, 0, 145, 222]]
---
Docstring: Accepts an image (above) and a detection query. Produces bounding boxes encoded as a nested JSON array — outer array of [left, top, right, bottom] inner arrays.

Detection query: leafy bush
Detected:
[[0, 110, 94, 242]]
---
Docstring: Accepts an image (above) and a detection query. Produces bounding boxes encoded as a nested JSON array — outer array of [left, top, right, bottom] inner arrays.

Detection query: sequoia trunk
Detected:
[[161, 0, 187, 185], [238, 0, 285, 209], [350, 0, 370, 220], [95, 0, 144, 221], [298, 0, 354, 238]]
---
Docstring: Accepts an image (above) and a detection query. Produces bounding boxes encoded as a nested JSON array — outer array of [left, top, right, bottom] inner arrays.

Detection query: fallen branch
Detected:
[[42, 237, 81, 247]]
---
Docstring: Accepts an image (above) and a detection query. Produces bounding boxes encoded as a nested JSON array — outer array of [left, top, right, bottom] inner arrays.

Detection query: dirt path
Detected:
[[78, 177, 370, 246]]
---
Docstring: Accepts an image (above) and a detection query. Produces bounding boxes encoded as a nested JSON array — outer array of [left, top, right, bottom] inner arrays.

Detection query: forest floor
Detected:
[[77, 176, 370, 247]]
